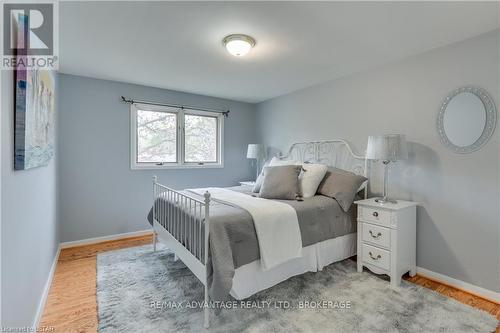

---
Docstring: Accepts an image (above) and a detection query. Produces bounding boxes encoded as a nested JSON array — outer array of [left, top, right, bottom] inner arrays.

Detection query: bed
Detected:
[[148, 139, 368, 328]]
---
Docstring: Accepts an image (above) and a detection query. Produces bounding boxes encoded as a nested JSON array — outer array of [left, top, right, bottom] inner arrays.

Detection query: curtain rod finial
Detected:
[[121, 96, 133, 104]]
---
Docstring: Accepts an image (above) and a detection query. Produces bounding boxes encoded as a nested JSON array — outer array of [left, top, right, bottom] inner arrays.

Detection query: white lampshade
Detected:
[[247, 144, 265, 159], [366, 134, 408, 161]]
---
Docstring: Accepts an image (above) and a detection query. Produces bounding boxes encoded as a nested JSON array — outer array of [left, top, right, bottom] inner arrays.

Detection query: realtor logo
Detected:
[[1, 2, 58, 69]]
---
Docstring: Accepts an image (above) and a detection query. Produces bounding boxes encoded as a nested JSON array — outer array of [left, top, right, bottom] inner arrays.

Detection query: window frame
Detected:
[[130, 104, 224, 170]]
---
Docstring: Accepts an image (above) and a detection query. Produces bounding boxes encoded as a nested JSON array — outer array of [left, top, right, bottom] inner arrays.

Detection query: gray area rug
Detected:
[[97, 245, 498, 333]]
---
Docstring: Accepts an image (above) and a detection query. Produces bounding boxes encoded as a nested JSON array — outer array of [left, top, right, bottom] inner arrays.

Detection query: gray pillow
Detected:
[[254, 157, 300, 192], [259, 165, 301, 200], [317, 168, 367, 212]]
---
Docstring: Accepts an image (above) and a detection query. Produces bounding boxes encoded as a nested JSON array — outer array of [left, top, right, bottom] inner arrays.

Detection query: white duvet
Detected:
[[188, 188, 302, 270]]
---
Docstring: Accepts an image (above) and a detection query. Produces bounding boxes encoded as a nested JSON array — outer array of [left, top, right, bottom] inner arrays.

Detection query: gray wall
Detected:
[[257, 31, 500, 292], [1, 70, 59, 326], [58, 74, 257, 242]]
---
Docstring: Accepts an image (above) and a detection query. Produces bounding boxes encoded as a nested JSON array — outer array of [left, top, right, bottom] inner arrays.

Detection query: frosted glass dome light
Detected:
[[223, 34, 256, 57]]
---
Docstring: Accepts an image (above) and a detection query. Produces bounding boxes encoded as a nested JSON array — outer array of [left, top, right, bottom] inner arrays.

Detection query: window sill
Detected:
[[131, 163, 224, 170]]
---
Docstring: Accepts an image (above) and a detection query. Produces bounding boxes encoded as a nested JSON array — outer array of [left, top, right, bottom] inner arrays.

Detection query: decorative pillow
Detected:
[[259, 165, 302, 200], [253, 157, 299, 192], [317, 168, 368, 212], [252, 161, 270, 193], [299, 163, 328, 198]]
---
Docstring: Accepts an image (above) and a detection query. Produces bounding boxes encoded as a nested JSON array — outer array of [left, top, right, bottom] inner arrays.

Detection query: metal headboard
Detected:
[[278, 139, 368, 197]]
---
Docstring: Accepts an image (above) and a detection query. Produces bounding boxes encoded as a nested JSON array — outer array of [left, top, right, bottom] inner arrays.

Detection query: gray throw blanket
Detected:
[[147, 186, 356, 301]]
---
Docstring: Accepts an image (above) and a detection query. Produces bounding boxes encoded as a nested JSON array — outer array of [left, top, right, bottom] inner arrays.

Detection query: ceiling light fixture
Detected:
[[223, 34, 256, 57]]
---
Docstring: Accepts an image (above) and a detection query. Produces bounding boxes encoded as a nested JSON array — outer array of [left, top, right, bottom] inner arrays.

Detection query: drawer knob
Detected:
[[369, 230, 382, 239], [372, 212, 379, 217], [369, 251, 382, 261]]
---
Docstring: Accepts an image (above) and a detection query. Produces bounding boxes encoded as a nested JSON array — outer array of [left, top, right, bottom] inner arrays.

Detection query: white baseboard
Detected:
[[60, 229, 153, 249], [417, 266, 500, 304], [33, 245, 61, 329]]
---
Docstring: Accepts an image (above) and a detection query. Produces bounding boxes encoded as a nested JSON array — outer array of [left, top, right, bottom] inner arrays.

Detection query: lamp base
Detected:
[[374, 197, 398, 205]]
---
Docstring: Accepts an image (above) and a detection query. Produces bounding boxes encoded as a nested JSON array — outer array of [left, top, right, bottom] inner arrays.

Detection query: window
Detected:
[[136, 109, 177, 163], [131, 104, 223, 169], [184, 114, 218, 163]]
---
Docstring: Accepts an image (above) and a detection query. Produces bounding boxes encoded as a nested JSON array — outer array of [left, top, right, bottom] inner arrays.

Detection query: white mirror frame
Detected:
[[437, 86, 496, 154]]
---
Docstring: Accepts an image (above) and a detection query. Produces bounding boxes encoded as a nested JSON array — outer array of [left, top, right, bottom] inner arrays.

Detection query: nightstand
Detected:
[[355, 198, 417, 288], [239, 181, 256, 187]]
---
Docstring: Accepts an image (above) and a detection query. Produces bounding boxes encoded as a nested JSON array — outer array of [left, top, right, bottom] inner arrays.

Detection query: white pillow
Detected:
[[252, 161, 270, 193], [299, 163, 328, 198], [269, 157, 327, 198], [269, 156, 300, 166], [357, 179, 368, 193]]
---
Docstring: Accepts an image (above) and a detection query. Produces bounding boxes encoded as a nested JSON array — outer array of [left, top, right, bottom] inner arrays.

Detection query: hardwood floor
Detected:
[[40, 235, 500, 333], [39, 235, 153, 333], [405, 275, 500, 333]]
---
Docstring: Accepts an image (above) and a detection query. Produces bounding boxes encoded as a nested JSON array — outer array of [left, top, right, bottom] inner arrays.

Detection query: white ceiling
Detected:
[[59, 2, 499, 103]]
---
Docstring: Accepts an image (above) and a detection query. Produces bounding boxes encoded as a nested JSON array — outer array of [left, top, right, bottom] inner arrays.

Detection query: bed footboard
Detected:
[[152, 176, 211, 328]]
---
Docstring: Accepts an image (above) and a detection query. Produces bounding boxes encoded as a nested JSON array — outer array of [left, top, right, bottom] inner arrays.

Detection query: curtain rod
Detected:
[[120, 96, 230, 117]]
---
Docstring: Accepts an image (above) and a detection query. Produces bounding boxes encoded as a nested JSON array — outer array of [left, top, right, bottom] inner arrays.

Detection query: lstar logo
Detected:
[[3, 3, 53, 55]]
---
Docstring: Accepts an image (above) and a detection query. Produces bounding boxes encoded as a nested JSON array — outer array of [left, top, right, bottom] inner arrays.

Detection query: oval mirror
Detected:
[[437, 87, 496, 153]]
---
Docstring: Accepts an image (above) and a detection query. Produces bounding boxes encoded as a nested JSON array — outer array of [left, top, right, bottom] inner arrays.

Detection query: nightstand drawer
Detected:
[[362, 244, 390, 271], [362, 223, 390, 248], [358, 206, 391, 227]]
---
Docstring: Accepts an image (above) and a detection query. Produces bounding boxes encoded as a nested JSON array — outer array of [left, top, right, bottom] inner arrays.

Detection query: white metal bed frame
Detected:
[[151, 139, 367, 328]]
